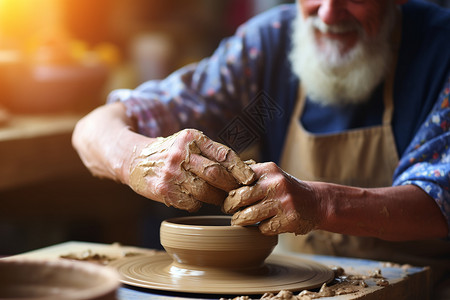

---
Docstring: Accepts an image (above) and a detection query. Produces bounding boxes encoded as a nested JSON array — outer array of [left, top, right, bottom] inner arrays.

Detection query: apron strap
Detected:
[[382, 7, 402, 125]]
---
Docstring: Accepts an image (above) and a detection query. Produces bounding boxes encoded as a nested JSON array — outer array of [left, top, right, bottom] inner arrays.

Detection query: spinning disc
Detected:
[[109, 253, 334, 295]]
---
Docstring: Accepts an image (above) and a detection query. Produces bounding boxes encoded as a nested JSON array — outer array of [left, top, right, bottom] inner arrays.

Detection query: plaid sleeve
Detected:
[[107, 86, 181, 137], [106, 5, 295, 140], [106, 22, 267, 139]]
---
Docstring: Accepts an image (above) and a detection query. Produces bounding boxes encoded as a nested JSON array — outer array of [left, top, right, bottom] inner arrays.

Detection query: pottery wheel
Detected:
[[109, 253, 334, 295]]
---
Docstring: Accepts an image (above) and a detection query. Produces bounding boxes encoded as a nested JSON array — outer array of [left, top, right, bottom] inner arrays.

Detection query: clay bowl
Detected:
[[160, 215, 278, 270], [0, 258, 120, 300], [0, 60, 108, 114]]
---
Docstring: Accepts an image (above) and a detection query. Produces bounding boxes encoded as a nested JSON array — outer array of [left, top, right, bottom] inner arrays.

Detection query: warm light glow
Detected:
[[0, 0, 119, 66], [0, 0, 63, 46]]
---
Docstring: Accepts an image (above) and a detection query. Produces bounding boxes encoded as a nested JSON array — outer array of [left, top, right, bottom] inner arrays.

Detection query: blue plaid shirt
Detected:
[[108, 1, 450, 234]]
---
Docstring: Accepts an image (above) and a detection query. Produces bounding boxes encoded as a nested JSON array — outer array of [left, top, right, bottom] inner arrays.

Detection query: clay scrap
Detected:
[[220, 266, 390, 300]]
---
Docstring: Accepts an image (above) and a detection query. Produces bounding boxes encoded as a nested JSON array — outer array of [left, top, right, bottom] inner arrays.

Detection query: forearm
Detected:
[[313, 182, 448, 241], [72, 102, 153, 184], [72, 102, 256, 212]]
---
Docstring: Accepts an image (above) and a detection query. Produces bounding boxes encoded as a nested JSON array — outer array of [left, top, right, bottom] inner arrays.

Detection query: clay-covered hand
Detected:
[[222, 162, 321, 235], [129, 129, 256, 212]]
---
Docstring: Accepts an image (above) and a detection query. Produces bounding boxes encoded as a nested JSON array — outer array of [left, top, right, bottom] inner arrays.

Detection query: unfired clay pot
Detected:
[[0, 258, 120, 300], [109, 215, 334, 294], [160, 215, 278, 270]]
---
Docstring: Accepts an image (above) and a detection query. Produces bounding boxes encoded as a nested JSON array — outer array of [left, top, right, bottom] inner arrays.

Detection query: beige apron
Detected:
[[277, 36, 450, 285], [278, 61, 402, 258]]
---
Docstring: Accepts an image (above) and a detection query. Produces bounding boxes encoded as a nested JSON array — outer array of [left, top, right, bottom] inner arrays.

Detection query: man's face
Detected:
[[298, 0, 389, 55], [291, 0, 401, 105]]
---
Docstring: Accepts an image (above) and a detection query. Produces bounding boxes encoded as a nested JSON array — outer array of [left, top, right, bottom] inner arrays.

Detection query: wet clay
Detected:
[[129, 136, 217, 211], [129, 130, 255, 211], [229, 186, 317, 235], [226, 172, 317, 236], [129, 133, 203, 210], [187, 133, 256, 186]]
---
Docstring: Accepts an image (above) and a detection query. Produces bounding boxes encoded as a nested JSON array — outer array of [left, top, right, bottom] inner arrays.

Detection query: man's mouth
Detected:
[[308, 17, 360, 53], [312, 17, 358, 34]]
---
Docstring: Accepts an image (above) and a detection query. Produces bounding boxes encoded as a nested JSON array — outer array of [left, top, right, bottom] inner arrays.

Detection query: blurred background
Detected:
[[0, 0, 448, 255]]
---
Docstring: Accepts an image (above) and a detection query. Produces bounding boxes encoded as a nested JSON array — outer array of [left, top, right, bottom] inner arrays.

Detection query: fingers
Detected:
[[163, 189, 202, 212], [231, 198, 315, 235], [184, 153, 239, 192], [191, 132, 257, 185], [223, 184, 266, 213], [259, 216, 284, 235], [226, 164, 279, 225], [258, 212, 308, 235], [154, 174, 225, 211], [225, 162, 319, 235], [179, 174, 227, 206], [231, 198, 278, 226], [223, 163, 272, 213], [129, 128, 256, 213]]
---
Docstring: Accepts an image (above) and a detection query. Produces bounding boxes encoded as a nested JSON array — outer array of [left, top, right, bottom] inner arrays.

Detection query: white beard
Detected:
[[289, 4, 397, 106]]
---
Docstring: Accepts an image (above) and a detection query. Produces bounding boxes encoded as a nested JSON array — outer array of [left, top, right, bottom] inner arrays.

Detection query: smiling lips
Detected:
[[309, 16, 360, 52], [311, 16, 360, 41]]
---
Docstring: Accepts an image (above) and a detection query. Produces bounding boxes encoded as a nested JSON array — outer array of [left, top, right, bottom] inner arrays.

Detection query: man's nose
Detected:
[[318, 0, 348, 24]]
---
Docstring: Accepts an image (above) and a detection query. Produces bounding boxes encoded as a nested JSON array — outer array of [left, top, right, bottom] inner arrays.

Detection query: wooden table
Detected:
[[10, 241, 431, 300]]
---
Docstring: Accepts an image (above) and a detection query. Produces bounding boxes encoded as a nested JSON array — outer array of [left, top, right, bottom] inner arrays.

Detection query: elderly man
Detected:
[[73, 0, 450, 292]]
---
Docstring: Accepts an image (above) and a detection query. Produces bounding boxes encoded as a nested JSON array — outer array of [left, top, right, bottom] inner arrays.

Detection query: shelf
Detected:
[[0, 114, 81, 141], [0, 114, 85, 190]]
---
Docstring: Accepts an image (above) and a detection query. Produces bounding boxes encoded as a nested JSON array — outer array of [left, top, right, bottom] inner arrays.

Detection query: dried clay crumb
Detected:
[[375, 279, 390, 287], [222, 282, 363, 300], [331, 266, 345, 277], [220, 297, 251, 300], [221, 266, 391, 300], [60, 249, 114, 265], [59, 245, 159, 265]]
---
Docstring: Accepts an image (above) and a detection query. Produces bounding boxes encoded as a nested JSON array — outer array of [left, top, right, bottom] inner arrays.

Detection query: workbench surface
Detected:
[[10, 241, 431, 300]]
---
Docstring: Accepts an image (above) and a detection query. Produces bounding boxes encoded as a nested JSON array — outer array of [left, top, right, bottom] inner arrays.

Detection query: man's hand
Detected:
[[129, 129, 256, 212], [223, 162, 321, 235]]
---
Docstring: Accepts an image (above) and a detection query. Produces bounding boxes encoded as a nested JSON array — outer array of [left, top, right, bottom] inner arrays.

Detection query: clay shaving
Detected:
[[60, 244, 159, 265], [60, 249, 121, 265], [221, 266, 390, 300]]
